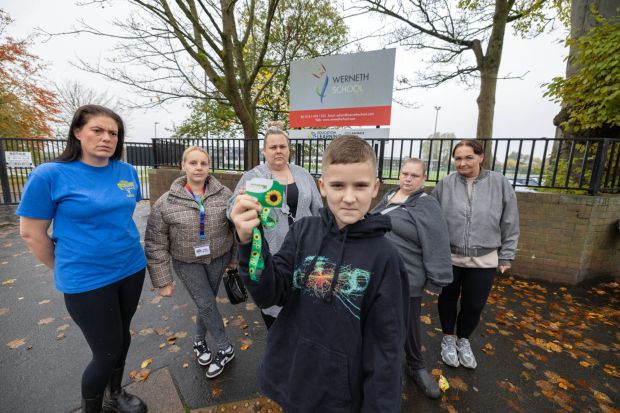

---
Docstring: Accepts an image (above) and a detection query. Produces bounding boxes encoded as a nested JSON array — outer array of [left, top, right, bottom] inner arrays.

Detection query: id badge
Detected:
[[194, 244, 211, 257]]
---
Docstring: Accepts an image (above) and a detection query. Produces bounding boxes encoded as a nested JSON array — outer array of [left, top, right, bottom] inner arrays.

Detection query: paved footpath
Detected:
[[0, 203, 618, 413]]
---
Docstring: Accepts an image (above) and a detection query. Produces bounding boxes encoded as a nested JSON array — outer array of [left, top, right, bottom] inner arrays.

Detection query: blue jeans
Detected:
[[173, 253, 231, 351]]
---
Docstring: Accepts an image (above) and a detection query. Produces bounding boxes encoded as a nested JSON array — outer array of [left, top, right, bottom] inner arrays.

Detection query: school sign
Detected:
[[289, 49, 396, 128]]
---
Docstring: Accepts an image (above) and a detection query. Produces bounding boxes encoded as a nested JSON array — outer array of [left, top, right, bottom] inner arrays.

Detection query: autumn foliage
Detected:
[[0, 9, 59, 138]]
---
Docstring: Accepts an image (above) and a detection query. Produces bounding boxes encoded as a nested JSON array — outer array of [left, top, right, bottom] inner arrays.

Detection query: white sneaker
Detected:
[[441, 335, 460, 367], [456, 338, 477, 369], [193, 340, 212, 366], [206, 345, 235, 378]]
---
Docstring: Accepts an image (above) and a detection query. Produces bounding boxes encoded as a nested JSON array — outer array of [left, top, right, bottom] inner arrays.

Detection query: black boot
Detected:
[[408, 367, 441, 399], [81, 395, 103, 413], [102, 366, 147, 413]]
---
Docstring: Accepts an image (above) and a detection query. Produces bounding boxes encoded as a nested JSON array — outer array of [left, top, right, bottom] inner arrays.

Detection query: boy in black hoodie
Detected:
[[231, 135, 409, 412]]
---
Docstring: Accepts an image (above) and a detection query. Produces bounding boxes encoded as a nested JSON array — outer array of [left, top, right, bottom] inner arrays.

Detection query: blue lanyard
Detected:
[[186, 183, 207, 240]]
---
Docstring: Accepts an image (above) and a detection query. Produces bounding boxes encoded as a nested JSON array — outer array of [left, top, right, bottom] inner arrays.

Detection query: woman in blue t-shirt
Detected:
[[17, 105, 147, 413]]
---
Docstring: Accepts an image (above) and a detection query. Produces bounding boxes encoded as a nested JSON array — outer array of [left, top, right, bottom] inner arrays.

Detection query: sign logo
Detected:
[[312, 63, 328, 104]]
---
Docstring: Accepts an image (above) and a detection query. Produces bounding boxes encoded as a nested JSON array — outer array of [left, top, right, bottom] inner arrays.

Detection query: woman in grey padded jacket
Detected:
[[431, 139, 519, 370]]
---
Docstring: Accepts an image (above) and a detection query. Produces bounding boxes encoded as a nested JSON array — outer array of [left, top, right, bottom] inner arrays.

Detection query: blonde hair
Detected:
[[264, 120, 289, 145], [402, 158, 427, 176], [181, 146, 210, 165]]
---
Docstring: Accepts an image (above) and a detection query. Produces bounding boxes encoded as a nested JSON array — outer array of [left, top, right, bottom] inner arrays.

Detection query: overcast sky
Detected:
[[4, 0, 569, 142]]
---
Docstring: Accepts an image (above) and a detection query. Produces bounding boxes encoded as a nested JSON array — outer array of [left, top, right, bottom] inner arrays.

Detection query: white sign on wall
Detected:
[[289, 49, 396, 128], [289, 128, 390, 140], [6, 151, 34, 168]]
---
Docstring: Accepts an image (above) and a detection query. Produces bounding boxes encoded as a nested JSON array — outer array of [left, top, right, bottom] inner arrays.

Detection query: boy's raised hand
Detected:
[[231, 189, 262, 243]]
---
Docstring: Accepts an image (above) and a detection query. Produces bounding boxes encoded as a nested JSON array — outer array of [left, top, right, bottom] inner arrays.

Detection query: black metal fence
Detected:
[[2, 136, 619, 205], [152, 137, 620, 195], [0, 138, 152, 205]]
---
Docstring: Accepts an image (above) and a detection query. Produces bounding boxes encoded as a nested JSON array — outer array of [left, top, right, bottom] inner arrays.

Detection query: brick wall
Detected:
[[148, 168, 620, 284]]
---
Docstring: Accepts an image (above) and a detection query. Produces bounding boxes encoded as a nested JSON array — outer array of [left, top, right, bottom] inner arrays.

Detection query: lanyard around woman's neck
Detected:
[[185, 182, 207, 240]]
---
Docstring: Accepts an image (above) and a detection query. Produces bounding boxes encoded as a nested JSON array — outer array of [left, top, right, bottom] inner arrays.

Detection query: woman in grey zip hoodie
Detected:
[[431, 139, 519, 370], [372, 158, 452, 400]]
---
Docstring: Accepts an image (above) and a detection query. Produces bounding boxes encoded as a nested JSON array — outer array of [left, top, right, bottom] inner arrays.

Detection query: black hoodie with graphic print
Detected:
[[237, 208, 409, 413]]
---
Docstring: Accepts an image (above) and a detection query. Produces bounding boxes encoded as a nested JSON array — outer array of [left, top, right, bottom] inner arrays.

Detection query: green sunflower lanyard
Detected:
[[246, 180, 285, 281]]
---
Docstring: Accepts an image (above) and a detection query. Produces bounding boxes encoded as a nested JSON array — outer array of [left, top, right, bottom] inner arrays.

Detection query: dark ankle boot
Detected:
[[81, 395, 103, 413], [102, 366, 147, 413], [408, 367, 441, 399]]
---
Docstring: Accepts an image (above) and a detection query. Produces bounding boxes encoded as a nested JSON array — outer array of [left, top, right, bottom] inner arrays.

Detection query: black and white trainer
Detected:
[[205, 345, 235, 378], [193, 340, 212, 366]]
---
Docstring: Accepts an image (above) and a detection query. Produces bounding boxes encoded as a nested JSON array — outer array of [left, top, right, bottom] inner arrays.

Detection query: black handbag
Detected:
[[223, 268, 248, 304]]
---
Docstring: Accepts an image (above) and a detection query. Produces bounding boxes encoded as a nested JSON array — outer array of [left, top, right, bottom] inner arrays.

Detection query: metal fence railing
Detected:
[[0, 138, 152, 205], [2, 136, 619, 205], [152, 137, 620, 195]]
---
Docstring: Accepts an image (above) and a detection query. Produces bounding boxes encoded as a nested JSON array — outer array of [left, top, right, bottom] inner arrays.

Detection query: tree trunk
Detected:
[[474, 0, 510, 169], [476, 67, 499, 168]]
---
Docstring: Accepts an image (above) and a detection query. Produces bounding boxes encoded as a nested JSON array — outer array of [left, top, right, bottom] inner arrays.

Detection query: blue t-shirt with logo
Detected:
[[16, 160, 146, 293]]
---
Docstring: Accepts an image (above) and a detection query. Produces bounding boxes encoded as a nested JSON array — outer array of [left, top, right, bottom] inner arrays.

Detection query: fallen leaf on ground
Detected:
[[139, 328, 154, 336], [175, 331, 187, 339], [592, 389, 612, 404], [159, 343, 166, 349], [0, 308, 8, 316], [160, 315, 169, 321], [216, 297, 229, 304], [129, 369, 151, 382], [38, 299, 50, 305], [603, 365, 620, 379], [505, 398, 526, 413], [56, 324, 70, 332], [579, 361, 590, 368], [154, 327, 168, 336], [2, 278, 16, 285], [431, 368, 442, 378], [449, 376, 468, 392], [141, 358, 153, 369], [166, 336, 177, 345], [150, 296, 162, 304], [212, 387, 223, 398], [438, 375, 450, 392], [168, 345, 181, 353], [245, 302, 257, 311], [7, 338, 26, 349], [56, 333, 65, 341], [498, 380, 520, 394], [38, 317, 55, 325], [600, 405, 620, 413], [239, 338, 253, 351], [523, 362, 536, 370], [420, 315, 432, 325]]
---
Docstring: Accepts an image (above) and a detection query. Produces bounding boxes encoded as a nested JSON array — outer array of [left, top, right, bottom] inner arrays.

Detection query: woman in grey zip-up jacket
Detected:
[[431, 139, 519, 371], [226, 122, 323, 327]]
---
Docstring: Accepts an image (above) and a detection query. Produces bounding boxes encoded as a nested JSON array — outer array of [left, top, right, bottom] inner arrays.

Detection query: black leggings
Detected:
[[437, 266, 495, 339], [64, 268, 145, 398]]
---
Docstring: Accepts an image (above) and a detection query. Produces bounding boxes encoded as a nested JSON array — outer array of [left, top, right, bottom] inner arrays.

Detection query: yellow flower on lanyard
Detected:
[[265, 190, 283, 207]]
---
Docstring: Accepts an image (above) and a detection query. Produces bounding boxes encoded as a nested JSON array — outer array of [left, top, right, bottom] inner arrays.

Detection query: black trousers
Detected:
[[437, 266, 496, 339], [64, 268, 145, 398], [404, 296, 425, 370]]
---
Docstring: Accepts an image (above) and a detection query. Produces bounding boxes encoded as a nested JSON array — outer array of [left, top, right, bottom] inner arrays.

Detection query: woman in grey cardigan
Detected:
[[432, 139, 519, 370], [227, 121, 323, 328], [372, 158, 452, 400]]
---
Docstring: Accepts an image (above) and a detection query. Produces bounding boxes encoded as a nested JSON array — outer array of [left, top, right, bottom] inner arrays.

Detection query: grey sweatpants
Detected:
[[172, 253, 231, 351]]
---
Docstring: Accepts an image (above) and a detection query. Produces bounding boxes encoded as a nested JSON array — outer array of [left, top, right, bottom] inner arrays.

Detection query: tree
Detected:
[[57, 0, 346, 167], [546, 2, 619, 135], [359, 0, 569, 166], [174, 0, 348, 139], [0, 9, 59, 138], [53, 80, 126, 138]]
